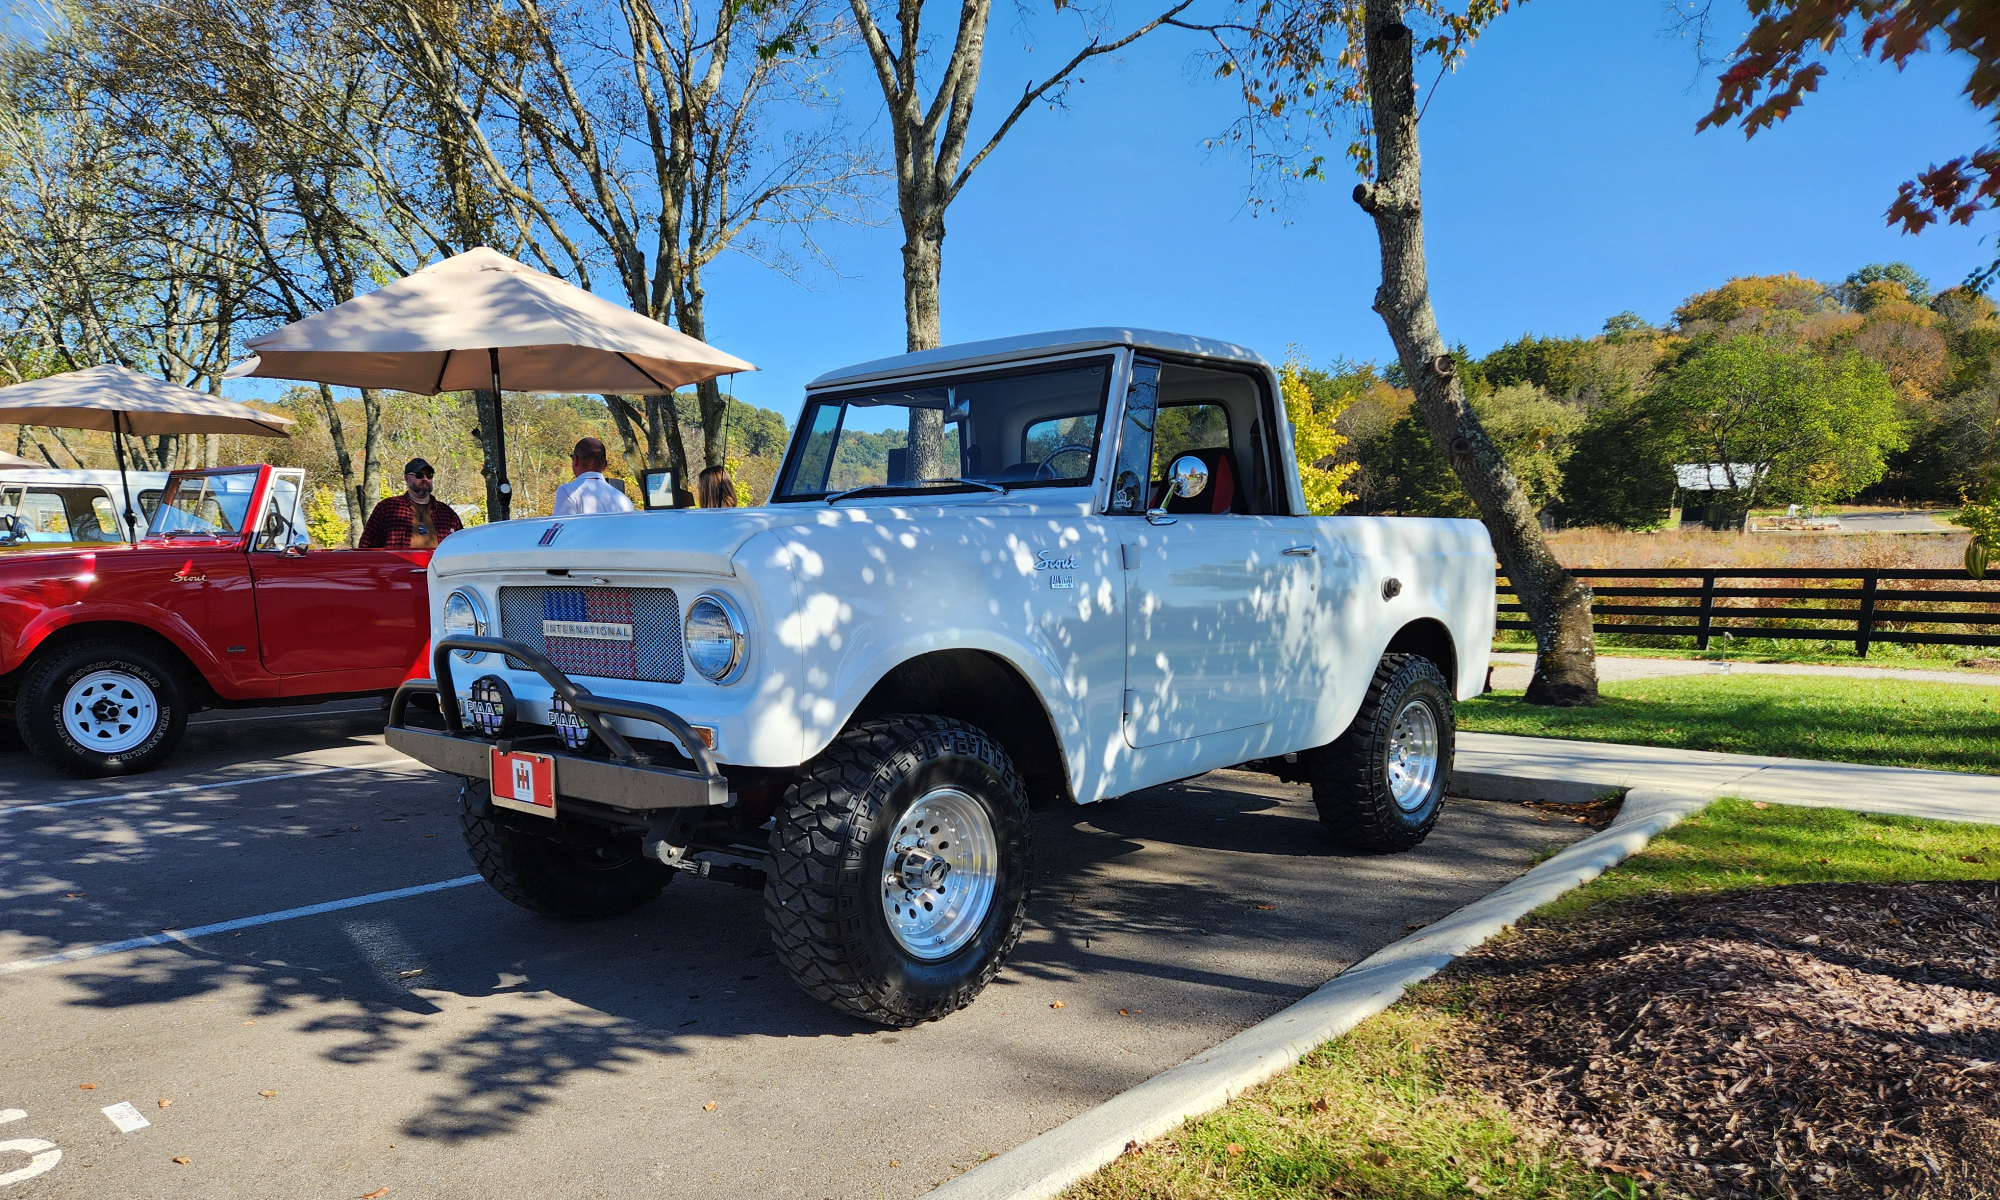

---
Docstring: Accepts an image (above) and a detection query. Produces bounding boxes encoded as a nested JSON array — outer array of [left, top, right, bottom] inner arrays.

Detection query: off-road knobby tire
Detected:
[[17, 639, 188, 777], [1305, 653, 1454, 853], [459, 784, 672, 919], [766, 715, 1031, 1027]]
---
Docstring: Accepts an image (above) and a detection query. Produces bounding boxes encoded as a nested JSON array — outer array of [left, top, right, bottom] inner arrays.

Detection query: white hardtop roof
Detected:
[[807, 328, 1270, 389], [1, 468, 172, 486]]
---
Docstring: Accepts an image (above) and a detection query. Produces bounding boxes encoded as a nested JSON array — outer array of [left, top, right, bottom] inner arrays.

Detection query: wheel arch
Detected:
[[850, 648, 1072, 811], [1383, 618, 1457, 692], [3, 621, 212, 707]]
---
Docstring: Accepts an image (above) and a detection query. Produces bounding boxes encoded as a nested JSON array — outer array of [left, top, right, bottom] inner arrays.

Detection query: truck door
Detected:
[[1113, 357, 1324, 750], [246, 471, 431, 682]]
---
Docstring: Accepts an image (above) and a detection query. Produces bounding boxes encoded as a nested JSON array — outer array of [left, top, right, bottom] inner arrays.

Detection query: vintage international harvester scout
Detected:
[[386, 329, 1496, 1026]]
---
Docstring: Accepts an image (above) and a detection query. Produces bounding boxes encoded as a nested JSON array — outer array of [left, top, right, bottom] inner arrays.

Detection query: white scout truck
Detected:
[[386, 328, 1496, 1026]]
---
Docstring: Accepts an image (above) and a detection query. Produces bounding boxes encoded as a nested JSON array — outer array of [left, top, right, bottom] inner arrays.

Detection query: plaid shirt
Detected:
[[358, 494, 464, 549]]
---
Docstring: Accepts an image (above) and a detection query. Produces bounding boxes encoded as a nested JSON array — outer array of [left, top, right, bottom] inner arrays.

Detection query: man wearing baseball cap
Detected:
[[358, 457, 465, 550]]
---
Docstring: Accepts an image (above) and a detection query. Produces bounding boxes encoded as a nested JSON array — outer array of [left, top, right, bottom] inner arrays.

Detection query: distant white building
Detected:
[[1672, 463, 1767, 529]]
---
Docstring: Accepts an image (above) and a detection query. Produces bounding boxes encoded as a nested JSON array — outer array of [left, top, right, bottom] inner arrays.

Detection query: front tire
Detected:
[[766, 715, 1031, 1027], [460, 785, 673, 919], [1306, 653, 1454, 853], [17, 640, 188, 777]]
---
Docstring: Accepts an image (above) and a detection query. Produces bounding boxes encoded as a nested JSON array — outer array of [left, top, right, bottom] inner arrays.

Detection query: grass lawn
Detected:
[[1460, 673, 2000, 774], [1066, 801, 2000, 1200]]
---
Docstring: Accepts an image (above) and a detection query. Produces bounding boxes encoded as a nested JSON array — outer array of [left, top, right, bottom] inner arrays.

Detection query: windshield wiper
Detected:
[[826, 478, 1007, 505]]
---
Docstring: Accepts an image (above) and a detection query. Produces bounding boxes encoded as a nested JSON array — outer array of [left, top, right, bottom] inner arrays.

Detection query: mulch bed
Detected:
[[1436, 881, 2000, 1199]]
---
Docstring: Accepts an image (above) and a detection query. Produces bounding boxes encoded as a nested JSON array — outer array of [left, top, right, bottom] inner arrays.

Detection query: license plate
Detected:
[[490, 748, 556, 817]]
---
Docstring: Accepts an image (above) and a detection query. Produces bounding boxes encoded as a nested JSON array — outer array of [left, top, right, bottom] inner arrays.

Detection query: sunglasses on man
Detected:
[[407, 470, 435, 480]]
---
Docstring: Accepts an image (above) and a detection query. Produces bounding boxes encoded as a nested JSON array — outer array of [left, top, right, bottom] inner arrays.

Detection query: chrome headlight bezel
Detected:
[[442, 588, 489, 662], [684, 593, 747, 683]]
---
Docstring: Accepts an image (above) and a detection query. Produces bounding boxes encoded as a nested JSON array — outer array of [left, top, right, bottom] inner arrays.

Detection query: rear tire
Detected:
[[1306, 653, 1453, 853], [766, 715, 1031, 1027], [459, 784, 672, 919], [17, 640, 188, 777]]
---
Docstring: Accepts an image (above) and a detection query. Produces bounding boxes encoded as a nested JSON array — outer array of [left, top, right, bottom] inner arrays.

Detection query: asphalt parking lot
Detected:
[[1, 704, 1590, 1200]]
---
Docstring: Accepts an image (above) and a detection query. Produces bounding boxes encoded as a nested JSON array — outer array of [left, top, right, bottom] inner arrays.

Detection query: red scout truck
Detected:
[[0, 464, 435, 776]]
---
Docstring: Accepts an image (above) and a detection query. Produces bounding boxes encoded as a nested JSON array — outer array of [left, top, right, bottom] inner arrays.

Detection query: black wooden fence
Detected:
[[1496, 568, 2000, 657]]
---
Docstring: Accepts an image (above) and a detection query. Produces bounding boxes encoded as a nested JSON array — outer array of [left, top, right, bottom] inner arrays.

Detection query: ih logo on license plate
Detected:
[[490, 748, 556, 817]]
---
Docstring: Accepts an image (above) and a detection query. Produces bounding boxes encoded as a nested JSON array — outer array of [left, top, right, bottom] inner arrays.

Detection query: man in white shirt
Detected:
[[552, 437, 635, 515]]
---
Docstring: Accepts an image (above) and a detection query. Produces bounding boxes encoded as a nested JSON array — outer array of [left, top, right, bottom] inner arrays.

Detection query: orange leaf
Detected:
[[158, 1099, 173, 1109], [1752, 801, 1771, 810], [1050, 1001, 1065, 1009], [702, 1101, 717, 1112], [1254, 904, 1277, 911], [79, 1083, 97, 1090], [361, 1189, 391, 1199], [258, 1090, 277, 1099], [172, 1157, 191, 1165], [1225, 1143, 1244, 1156]]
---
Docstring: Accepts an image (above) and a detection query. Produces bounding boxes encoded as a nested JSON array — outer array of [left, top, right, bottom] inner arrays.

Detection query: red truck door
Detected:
[[244, 473, 431, 685]]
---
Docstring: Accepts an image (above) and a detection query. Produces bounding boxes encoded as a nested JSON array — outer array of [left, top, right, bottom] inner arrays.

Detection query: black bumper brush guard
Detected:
[[386, 634, 731, 814]]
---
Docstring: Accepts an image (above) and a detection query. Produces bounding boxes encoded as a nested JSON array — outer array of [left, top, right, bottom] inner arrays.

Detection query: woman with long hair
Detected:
[[697, 464, 739, 508]]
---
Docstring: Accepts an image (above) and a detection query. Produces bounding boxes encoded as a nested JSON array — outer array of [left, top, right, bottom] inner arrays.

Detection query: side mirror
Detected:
[[1167, 455, 1210, 499], [282, 542, 309, 558], [641, 468, 686, 510]]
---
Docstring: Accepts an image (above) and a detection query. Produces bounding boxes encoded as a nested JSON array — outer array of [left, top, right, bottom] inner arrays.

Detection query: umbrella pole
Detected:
[[112, 411, 138, 541], [489, 347, 512, 521]]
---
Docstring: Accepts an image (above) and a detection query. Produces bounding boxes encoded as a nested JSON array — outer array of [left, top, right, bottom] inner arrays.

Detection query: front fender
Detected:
[[5, 598, 237, 691]]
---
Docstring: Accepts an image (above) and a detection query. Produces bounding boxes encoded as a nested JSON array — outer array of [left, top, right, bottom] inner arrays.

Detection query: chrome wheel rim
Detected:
[[881, 787, 998, 961], [1386, 698, 1440, 812], [63, 669, 158, 754]]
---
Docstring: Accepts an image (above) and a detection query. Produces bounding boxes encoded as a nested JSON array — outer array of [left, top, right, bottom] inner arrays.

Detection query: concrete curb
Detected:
[[921, 786, 1715, 1200]]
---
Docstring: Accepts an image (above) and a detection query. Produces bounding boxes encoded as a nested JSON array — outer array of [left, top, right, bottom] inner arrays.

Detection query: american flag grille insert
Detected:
[[498, 586, 685, 683]]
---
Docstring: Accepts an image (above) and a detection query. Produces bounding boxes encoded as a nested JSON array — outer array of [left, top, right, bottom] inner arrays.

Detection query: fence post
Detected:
[[1696, 572, 1716, 651], [1856, 571, 1879, 658]]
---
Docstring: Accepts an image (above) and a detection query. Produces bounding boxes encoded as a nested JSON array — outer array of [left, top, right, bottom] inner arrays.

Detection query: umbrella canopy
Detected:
[[0, 450, 41, 469], [0, 363, 291, 539], [227, 246, 756, 395], [0, 364, 295, 437]]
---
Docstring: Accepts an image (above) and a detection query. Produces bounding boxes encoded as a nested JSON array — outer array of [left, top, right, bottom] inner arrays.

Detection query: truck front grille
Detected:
[[497, 586, 685, 683]]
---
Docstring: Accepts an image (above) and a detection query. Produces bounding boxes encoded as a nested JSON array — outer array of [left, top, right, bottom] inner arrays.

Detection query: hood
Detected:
[[428, 493, 1092, 578], [430, 507, 795, 577]]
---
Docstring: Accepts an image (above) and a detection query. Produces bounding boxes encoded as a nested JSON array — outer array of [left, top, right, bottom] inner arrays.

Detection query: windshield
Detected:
[[148, 470, 261, 538], [775, 359, 1111, 501]]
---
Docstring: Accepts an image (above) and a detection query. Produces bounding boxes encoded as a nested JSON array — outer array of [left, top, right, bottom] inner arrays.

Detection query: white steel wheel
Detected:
[[1385, 698, 1440, 812], [62, 669, 159, 754], [881, 786, 999, 961]]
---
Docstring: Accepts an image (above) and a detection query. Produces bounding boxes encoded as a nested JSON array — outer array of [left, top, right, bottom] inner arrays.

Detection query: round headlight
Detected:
[[442, 589, 487, 662], [684, 594, 746, 682]]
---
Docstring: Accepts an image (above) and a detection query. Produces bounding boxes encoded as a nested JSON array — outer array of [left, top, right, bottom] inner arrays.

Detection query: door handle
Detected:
[[1282, 545, 1317, 557], [408, 567, 428, 574]]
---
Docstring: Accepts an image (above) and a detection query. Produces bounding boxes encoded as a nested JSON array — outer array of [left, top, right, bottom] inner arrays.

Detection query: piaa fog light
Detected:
[[550, 694, 596, 752], [464, 675, 515, 738]]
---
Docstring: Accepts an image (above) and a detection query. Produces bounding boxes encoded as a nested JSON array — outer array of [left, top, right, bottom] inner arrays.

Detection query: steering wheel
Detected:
[[1034, 443, 1094, 482]]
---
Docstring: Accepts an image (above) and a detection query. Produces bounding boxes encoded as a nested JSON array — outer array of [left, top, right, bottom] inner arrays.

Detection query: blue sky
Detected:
[[686, 0, 1995, 426]]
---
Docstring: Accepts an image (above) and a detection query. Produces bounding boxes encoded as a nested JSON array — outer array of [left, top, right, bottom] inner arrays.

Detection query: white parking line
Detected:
[[0, 875, 484, 976], [0, 759, 429, 816], [189, 706, 379, 726]]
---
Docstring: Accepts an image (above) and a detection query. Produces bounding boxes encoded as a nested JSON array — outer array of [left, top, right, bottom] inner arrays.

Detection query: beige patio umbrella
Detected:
[[227, 246, 755, 520], [0, 450, 41, 469], [0, 363, 294, 538]]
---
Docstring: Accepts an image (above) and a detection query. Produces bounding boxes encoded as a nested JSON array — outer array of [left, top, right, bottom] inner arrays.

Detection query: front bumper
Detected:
[[386, 633, 730, 813]]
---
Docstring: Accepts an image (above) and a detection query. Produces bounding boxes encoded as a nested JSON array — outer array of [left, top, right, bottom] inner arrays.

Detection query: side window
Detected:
[[1022, 413, 1098, 481], [1151, 403, 1232, 479], [20, 491, 69, 539], [255, 475, 305, 551], [88, 496, 123, 540]]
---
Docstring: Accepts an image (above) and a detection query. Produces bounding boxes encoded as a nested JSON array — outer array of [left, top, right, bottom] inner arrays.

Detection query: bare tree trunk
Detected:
[[675, 289, 730, 469], [901, 220, 943, 353], [604, 394, 645, 466], [318, 382, 362, 546], [473, 387, 503, 521], [358, 387, 384, 515], [1356, 3, 1596, 705]]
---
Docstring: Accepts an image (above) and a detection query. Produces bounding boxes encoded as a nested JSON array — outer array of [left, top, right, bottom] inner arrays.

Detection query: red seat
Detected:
[[1155, 447, 1241, 515]]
